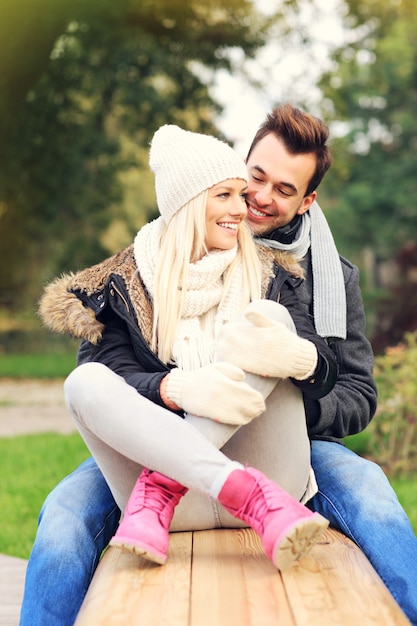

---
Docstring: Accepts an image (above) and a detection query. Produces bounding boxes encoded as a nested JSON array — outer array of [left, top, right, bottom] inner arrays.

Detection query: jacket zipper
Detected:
[[110, 280, 130, 314]]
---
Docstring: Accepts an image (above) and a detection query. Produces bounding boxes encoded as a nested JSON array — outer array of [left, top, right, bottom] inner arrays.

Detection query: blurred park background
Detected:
[[1, 0, 417, 556]]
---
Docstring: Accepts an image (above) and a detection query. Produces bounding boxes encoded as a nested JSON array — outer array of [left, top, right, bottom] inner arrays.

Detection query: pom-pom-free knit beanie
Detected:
[[149, 124, 248, 224]]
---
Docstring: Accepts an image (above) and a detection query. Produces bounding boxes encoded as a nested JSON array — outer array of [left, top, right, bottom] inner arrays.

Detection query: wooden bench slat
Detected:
[[191, 529, 294, 626], [281, 528, 410, 626], [74, 532, 192, 626], [74, 528, 410, 626]]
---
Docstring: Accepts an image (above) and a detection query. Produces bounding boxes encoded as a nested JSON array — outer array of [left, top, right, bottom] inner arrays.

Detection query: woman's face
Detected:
[[204, 178, 248, 252]]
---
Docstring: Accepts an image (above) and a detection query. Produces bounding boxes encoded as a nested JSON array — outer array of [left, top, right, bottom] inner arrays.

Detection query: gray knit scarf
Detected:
[[257, 201, 346, 340]]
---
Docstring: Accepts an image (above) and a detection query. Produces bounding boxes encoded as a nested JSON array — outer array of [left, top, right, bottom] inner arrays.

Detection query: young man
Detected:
[[19, 104, 417, 626]]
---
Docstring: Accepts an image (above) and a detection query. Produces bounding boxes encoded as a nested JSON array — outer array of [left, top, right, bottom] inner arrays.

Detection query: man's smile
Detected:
[[247, 203, 274, 220]]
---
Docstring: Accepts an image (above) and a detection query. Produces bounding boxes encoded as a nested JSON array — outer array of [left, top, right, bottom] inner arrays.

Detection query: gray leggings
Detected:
[[64, 300, 315, 530]]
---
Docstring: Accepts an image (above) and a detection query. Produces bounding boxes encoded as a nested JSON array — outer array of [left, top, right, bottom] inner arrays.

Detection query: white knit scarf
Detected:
[[133, 217, 244, 369], [257, 201, 347, 339]]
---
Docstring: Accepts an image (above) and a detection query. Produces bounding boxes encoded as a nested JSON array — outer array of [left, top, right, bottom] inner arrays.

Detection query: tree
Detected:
[[0, 0, 269, 310], [318, 0, 417, 264], [371, 243, 417, 353], [314, 0, 417, 348]]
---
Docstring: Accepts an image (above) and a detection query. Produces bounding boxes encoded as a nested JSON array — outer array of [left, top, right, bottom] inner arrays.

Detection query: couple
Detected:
[[40, 120, 336, 567], [21, 104, 417, 626]]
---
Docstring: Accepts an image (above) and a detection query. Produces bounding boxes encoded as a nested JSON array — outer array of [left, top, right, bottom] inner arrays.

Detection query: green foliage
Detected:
[[390, 474, 417, 533], [0, 0, 270, 311], [319, 0, 417, 264], [370, 243, 417, 353], [314, 0, 417, 348], [344, 429, 373, 457], [0, 353, 76, 378], [364, 331, 417, 475], [0, 432, 89, 558], [0, 311, 79, 374]]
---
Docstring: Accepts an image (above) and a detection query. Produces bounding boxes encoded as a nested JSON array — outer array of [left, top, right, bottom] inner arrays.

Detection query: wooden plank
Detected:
[[74, 532, 192, 626], [281, 528, 411, 626], [190, 528, 294, 626], [0, 555, 28, 626], [74, 527, 410, 626]]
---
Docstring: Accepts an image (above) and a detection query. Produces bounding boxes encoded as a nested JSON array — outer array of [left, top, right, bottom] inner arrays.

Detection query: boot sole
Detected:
[[109, 537, 167, 565], [272, 513, 329, 571]]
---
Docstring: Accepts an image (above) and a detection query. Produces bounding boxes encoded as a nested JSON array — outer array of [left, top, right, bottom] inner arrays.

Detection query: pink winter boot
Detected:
[[218, 466, 328, 571], [110, 468, 188, 564]]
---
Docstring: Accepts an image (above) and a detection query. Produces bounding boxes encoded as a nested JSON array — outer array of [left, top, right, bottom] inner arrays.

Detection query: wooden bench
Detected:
[[74, 528, 410, 625]]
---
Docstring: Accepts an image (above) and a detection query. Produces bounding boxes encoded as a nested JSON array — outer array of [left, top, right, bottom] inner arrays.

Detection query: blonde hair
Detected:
[[152, 189, 261, 363]]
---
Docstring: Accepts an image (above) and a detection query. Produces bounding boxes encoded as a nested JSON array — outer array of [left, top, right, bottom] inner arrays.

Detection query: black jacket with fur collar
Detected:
[[39, 244, 337, 411]]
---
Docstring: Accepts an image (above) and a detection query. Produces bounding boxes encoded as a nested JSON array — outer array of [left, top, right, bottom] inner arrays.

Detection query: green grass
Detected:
[[390, 475, 417, 532], [0, 353, 77, 378], [0, 432, 89, 558]]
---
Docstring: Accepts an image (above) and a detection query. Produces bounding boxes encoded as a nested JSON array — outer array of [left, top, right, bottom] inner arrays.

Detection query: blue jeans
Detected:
[[20, 443, 417, 626], [19, 458, 120, 626], [309, 441, 417, 626]]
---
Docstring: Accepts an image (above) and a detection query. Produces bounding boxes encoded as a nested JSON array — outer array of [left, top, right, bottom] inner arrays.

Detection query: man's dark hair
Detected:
[[246, 103, 332, 195]]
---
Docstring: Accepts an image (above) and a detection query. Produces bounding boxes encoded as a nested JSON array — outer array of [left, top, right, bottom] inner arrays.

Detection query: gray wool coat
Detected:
[[286, 249, 377, 442]]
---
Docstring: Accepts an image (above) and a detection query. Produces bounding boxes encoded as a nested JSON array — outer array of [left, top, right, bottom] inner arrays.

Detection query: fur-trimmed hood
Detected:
[[38, 243, 303, 345]]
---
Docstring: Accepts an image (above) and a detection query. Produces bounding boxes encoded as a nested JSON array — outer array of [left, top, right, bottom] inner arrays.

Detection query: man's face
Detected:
[[245, 133, 317, 237]]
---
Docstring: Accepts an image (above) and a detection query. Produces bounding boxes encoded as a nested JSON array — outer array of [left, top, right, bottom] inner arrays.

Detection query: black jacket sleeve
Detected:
[[79, 314, 171, 409]]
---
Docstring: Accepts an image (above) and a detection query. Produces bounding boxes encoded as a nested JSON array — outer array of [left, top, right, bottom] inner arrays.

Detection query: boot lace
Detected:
[[131, 471, 180, 516], [239, 475, 291, 531]]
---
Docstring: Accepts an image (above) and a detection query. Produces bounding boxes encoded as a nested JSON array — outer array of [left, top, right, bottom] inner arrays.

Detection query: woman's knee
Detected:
[[64, 362, 116, 410], [65, 362, 109, 394], [245, 299, 295, 331]]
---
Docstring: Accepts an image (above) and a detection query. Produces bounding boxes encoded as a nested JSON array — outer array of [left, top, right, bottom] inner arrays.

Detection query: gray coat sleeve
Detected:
[[298, 256, 378, 440]]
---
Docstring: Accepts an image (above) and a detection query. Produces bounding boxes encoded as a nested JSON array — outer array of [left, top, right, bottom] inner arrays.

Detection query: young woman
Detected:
[[39, 125, 337, 571]]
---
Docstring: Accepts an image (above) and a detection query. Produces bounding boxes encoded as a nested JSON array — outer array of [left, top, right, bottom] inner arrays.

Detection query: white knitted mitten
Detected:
[[165, 362, 265, 425], [216, 310, 318, 380]]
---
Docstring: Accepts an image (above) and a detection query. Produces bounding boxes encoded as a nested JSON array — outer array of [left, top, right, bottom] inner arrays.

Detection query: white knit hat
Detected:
[[149, 124, 248, 224]]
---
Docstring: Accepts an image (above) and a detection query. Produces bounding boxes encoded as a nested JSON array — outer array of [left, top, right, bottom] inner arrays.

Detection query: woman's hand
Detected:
[[217, 311, 318, 380], [162, 362, 265, 425]]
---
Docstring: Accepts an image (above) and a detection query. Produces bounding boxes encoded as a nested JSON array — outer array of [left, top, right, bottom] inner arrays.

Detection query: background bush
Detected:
[[356, 330, 417, 476]]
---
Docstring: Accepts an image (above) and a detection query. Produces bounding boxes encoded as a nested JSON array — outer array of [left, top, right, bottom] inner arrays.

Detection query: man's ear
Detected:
[[297, 191, 317, 215]]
